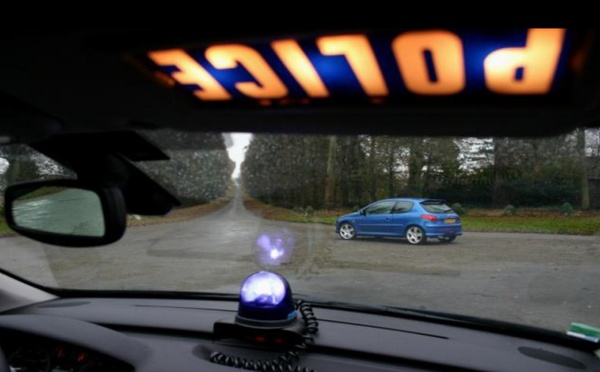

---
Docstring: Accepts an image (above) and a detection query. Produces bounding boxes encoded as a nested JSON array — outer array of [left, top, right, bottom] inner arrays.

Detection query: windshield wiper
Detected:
[[51, 288, 240, 301]]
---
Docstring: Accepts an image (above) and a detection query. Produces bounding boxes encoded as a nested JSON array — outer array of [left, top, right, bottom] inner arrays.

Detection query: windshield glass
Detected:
[[1, 128, 599, 333]]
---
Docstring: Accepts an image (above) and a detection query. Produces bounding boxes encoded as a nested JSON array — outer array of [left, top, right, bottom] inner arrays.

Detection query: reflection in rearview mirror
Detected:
[[12, 186, 105, 237]]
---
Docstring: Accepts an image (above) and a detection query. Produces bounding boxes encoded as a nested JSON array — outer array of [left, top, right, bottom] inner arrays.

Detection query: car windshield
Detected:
[[1, 128, 599, 333]]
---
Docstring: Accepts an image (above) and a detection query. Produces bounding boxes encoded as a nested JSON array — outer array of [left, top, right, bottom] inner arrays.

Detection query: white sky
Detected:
[[226, 133, 252, 178]]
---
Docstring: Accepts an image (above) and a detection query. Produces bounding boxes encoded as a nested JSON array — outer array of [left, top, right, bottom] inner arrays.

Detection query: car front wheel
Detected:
[[339, 222, 356, 240], [405, 226, 426, 245]]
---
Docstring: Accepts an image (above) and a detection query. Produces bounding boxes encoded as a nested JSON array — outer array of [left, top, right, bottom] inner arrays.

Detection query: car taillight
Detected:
[[420, 214, 438, 222]]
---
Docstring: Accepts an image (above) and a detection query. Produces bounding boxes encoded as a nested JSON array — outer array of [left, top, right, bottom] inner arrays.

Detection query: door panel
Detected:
[[391, 201, 415, 235], [357, 201, 397, 235]]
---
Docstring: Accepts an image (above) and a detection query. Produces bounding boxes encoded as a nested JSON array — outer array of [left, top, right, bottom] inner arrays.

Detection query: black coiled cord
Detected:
[[210, 300, 319, 372]]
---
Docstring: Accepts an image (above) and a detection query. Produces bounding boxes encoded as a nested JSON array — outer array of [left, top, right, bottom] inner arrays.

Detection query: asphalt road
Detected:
[[1, 190, 599, 332]]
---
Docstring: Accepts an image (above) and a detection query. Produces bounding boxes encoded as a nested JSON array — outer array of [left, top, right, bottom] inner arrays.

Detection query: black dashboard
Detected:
[[1, 332, 132, 372], [0, 297, 599, 371]]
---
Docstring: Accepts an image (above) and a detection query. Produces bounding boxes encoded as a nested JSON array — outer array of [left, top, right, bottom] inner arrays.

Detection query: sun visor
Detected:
[[115, 27, 600, 137], [0, 92, 63, 144], [30, 131, 181, 216]]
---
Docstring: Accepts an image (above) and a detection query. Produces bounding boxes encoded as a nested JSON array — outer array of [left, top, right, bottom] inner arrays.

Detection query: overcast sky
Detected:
[[226, 133, 252, 178]]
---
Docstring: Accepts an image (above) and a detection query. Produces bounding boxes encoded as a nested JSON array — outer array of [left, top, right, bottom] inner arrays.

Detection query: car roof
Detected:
[[0, 27, 598, 144]]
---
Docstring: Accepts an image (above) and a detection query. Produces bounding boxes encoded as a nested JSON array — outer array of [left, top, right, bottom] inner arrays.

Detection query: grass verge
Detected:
[[243, 198, 341, 225], [460, 216, 600, 235], [127, 195, 233, 227], [0, 219, 13, 237], [127, 182, 238, 227], [243, 198, 600, 235]]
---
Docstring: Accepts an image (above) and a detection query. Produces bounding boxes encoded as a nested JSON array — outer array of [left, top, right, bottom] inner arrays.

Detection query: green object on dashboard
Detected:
[[567, 322, 600, 342]]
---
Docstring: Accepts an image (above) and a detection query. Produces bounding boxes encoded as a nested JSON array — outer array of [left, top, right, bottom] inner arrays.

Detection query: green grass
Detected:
[[243, 198, 600, 235], [127, 195, 234, 227], [460, 216, 600, 235], [243, 198, 344, 225], [0, 218, 15, 237]]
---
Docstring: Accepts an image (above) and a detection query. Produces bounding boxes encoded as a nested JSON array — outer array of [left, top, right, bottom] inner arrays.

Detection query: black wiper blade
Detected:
[[51, 288, 240, 301]]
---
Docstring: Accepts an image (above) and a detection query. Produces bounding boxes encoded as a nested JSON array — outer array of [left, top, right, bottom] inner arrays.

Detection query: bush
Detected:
[[559, 202, 575, 216], [504, 204, 516, 216], [451, 203, 466, 216], [293, 206, 304, 214], [304, 206, 314, 217]]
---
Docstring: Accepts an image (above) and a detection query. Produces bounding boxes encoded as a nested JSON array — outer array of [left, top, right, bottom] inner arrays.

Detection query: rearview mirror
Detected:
[[4, 180, 126, 247]]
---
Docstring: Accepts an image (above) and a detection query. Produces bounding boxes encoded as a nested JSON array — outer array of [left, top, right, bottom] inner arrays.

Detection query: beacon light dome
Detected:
[[235, 271, 297, 328]]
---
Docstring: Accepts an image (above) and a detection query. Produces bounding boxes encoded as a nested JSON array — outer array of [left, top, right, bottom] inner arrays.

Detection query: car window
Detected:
[[365, 201, 396, 215], [421, 202, 453, 213], [393, 201, 414, 213]]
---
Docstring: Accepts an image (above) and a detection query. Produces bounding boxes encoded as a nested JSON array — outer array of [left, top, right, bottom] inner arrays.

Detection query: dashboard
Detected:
[[0, 297, 599, 371], [2, 333, 131, 372]]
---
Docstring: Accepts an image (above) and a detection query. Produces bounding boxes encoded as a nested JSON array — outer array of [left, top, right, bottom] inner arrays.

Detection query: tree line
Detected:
[[1, 129, 598, 211], [242, 129, 600, 210], [0, 130, 234, 207]]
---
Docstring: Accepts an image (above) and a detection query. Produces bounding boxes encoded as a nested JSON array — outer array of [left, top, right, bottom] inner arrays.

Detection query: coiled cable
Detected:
[[210, 300, 319, 372]]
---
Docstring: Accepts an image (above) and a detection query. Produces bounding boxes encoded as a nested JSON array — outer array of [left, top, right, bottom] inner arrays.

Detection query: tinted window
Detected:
[[393, 201, 414, 213], [421, 202, 453, 213], [365, 201, 396, 215]]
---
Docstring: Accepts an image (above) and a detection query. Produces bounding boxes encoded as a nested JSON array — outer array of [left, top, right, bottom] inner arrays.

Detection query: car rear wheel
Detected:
[[405, 226, 426, 245], [339, 222, 356, 240], [438, 236, 456, 243]]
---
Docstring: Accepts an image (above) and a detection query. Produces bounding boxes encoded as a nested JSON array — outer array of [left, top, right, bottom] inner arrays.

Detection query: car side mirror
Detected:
[[4, 180, 127, 247], [360, 209, 366, 216]]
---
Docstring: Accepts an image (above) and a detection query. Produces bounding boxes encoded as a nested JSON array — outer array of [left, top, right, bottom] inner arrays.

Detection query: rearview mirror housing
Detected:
[[4, 180, 127, 247]]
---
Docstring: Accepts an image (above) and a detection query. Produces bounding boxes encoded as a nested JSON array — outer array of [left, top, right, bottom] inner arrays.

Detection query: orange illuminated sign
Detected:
[[145, 28, 569, 104]]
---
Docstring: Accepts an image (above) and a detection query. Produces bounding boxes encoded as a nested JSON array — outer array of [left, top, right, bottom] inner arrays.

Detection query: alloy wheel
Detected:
[[406, 226, 426, 245], [339, 223, 356, 240]]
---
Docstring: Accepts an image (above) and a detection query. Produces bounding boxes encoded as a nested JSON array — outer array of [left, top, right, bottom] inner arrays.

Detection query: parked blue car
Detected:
[[335, 198, 462, 245]]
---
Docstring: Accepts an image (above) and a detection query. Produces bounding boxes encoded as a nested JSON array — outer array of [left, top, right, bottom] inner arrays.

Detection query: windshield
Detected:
[[1, 128, 599, 333]]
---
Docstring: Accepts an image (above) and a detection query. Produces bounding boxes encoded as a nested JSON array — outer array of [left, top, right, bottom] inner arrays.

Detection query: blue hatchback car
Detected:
[[335, 198, 462, 245]]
